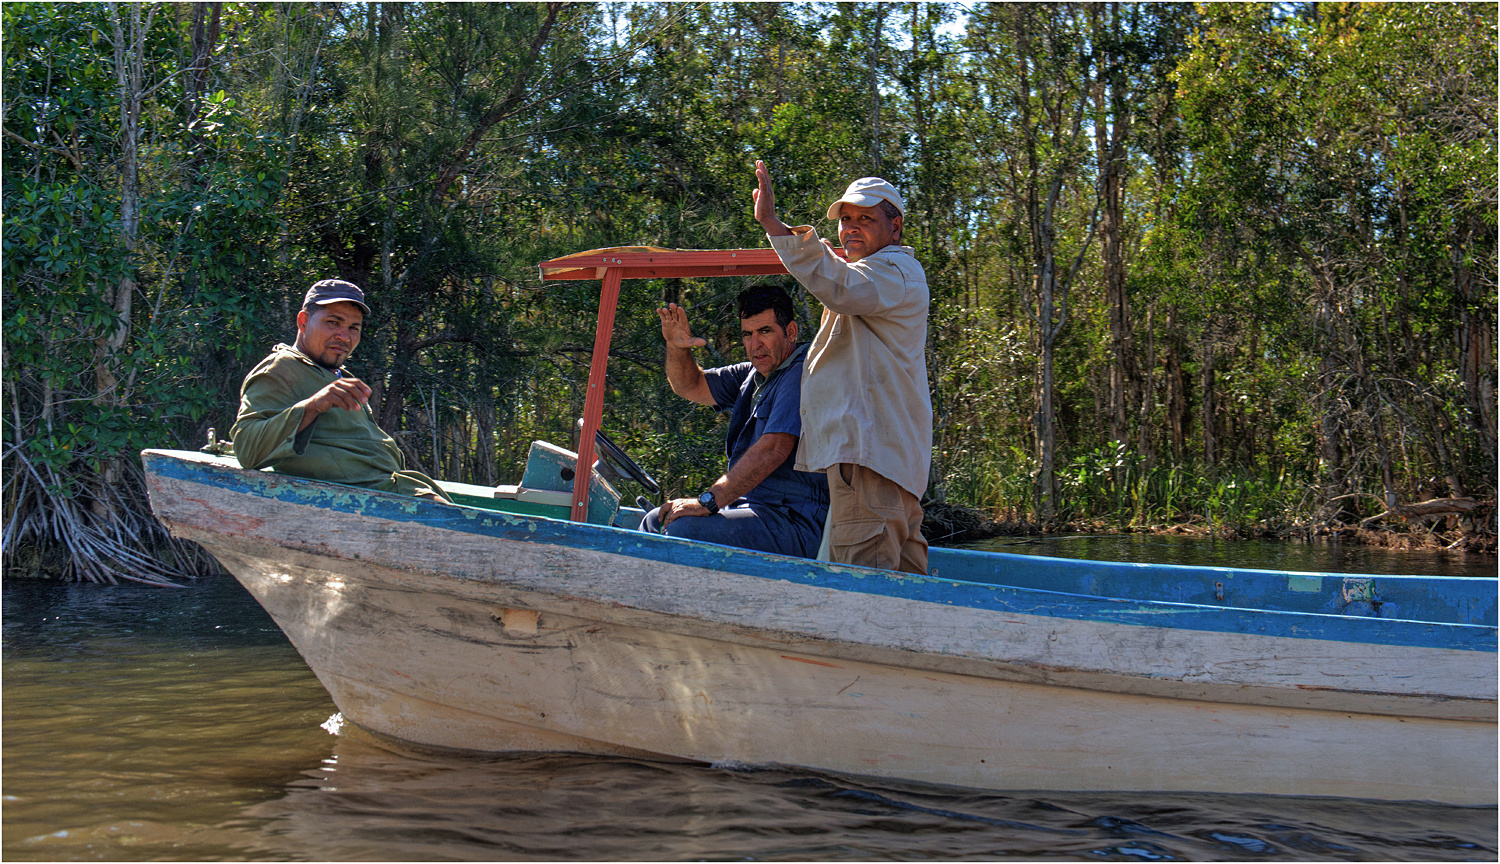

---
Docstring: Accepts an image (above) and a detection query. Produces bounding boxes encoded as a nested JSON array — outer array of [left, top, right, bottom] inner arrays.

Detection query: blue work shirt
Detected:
[[702, 343, 829, 517]]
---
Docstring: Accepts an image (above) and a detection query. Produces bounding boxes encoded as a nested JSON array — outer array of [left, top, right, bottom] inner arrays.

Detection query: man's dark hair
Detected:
[[878, 200, 903, 242], [736, 285, 795, 330]]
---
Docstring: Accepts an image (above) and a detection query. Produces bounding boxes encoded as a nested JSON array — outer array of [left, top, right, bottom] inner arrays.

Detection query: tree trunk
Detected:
[[1317, 352, 1342, 488], [185, 2, 223, 176], [380, 325, 416, 432], [1005, 5, 1102, 524], [1137, 303, 1155, 462], [98, 3, 152, 408], [476, 397, 496, 486], [1092, 2, 1136, 448], [1035, 260, 1059, 523], [1165, 307, 1186, 461], [96, 3, 156, 516], [1455, 212, 1497, 472], [1199, 333, 1216, 468], [868, 5, 885, 173]]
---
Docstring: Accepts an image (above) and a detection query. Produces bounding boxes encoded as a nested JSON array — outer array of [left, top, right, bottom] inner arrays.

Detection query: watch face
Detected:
[[698, 491, 716, 510]]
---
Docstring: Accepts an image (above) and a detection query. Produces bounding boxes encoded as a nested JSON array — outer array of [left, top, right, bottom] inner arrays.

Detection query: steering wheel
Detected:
[[578, 420, 661, 497]]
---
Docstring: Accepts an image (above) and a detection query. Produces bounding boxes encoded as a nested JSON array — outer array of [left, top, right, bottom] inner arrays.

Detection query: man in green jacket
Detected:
[[230, 279, 451, 502]]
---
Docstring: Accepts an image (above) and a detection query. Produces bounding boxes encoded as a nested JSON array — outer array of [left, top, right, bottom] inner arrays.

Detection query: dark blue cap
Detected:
[[302, 279, 370, 315]]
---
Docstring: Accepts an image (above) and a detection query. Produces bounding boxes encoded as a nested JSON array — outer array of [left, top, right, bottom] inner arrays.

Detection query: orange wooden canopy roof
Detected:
[[538, 246, 797, 281]]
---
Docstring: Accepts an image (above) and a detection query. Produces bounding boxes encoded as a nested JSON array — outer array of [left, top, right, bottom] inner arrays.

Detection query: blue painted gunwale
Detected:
[[145, 450, 1497, 654], [930, 545, 1497, 628]]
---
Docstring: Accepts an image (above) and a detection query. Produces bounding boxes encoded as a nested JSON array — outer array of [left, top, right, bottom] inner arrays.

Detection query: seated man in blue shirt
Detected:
[[642, 285, 829, 558]]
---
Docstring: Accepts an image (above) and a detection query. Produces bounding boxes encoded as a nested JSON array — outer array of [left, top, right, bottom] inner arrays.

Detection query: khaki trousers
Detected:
[[817, 463, 928, 575]]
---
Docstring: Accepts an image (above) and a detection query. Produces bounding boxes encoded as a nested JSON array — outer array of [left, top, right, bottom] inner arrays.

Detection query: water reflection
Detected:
[[231, 736, 1494, 862], [3, 577, 335, 861]]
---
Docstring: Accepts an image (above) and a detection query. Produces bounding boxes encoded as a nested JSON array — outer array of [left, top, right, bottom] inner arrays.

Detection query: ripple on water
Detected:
[[4, 569, 1496, 861], [225, 742, 1496, 862]]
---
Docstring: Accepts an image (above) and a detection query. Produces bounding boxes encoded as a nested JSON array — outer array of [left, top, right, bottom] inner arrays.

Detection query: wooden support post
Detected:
[[572, 266, 623, 522]]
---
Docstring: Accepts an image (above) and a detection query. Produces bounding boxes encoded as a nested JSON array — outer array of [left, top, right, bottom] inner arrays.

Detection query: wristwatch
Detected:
[[697, 490, 720, 515]]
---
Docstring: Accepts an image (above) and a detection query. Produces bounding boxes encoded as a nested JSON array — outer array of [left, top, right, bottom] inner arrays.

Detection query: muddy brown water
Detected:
[[3, 536, 1494, 860]]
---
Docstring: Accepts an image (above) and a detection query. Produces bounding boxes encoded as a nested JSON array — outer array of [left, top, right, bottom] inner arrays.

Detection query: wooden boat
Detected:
[[142, 446, 1495, 804], [141, 250, 1497, 805]]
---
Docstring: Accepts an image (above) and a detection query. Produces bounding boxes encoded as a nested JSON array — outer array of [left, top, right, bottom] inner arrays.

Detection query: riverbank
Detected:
[[7, 496, 1491, 583], [924, 499, 1499, 555]]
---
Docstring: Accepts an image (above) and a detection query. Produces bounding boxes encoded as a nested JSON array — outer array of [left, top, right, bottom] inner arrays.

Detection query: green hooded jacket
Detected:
[[230, 343, 451, 501]]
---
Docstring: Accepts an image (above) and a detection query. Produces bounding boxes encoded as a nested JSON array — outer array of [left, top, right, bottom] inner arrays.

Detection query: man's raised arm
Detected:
[[754, 160, 794, 237], [657, 303, 714, 405]]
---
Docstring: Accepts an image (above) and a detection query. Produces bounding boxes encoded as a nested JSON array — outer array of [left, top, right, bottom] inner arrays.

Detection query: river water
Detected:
[[3, 536, 1495, 861]]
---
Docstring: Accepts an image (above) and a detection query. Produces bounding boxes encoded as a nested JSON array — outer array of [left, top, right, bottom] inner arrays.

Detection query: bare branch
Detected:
[[3, 127, 83, 171]]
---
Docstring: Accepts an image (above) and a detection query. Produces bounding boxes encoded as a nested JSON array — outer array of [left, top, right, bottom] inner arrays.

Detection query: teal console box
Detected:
[[518, 440, 621, 526]]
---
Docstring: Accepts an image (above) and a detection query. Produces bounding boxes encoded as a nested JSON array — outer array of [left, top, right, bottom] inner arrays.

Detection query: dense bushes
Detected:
[[3, 2, 1493, 580]]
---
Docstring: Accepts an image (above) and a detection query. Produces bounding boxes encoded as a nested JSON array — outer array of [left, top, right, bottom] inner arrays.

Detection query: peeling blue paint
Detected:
[[143, 450, 1497, 653], [1288, 575, 1322, 593]]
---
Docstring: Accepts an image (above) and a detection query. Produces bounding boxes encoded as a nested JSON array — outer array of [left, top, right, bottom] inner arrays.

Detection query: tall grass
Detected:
[[939, 442, 1305, 533]]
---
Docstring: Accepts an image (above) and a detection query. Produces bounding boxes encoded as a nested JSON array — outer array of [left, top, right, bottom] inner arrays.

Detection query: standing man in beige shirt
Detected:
[[754, 160, 932, 574]]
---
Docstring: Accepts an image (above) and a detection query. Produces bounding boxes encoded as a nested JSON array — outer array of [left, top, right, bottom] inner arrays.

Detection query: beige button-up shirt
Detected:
[[769, 226, 932, 498]]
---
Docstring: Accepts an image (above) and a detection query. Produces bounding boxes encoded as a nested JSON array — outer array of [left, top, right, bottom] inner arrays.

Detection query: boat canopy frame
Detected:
[[537, 247, 805, 522]]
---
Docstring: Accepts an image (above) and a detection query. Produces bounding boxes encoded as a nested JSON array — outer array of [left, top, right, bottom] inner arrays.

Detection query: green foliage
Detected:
[[4, 2, 1494, 581], [1168, 1, 1496, 506], [3, 2, 287, 581]]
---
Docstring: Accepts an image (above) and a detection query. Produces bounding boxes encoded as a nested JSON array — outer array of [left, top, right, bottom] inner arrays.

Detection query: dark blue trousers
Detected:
[[640, 498, 823, 559]]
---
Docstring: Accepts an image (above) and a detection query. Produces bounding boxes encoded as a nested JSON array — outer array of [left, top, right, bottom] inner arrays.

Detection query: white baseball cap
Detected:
[[826, 177, 905, 220]]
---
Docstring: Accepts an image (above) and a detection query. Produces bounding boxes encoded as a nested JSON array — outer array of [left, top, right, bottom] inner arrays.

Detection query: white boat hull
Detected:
[[143, 451, 1499, 804]]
